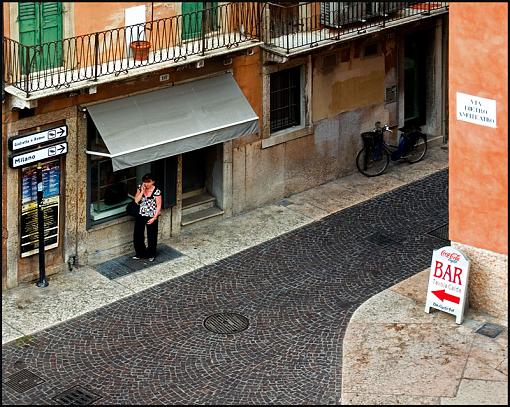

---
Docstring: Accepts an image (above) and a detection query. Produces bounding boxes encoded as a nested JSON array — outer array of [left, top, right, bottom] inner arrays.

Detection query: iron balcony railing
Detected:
[[263, 1, 449, 55], [3, 2, 262, 98]]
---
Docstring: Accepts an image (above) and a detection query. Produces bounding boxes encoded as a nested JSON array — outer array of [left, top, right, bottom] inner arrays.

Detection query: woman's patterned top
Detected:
[[138, 185, 161, 217]]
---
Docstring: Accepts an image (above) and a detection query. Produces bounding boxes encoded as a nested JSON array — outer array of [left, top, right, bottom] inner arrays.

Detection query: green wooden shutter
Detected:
[[19, 2, 39, 46], [40, 2, 63, 70], [182, 2, 203, 41], [18, 2, 39, 74], [18, 2, 62, 72]]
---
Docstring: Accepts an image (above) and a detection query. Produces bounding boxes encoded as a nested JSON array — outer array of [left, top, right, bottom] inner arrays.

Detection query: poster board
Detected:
[[20, 159, 61, 258]]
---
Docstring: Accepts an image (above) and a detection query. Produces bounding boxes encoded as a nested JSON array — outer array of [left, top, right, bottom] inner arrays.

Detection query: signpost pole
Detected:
[[36, 162, 49, 287]]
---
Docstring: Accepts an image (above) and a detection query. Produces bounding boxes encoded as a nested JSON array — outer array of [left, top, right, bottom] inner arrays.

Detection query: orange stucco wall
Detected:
[[3, 3, 10, 38], [73, 2, 178, 37], [448, 2, 508, 255]]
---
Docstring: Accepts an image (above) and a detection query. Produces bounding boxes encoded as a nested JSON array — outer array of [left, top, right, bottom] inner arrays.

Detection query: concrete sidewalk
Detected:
[[342, 270, 508, 405], [2, 143, 506, 404]]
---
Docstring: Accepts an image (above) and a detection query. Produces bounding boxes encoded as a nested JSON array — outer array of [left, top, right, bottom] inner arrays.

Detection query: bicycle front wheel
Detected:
[[405, 135, 427, 163], [356, 147, 389, 177]]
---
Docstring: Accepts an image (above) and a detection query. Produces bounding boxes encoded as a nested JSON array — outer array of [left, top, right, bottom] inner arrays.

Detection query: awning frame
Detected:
[[85, 117, 258, 159], [84, 73, 259, 170]]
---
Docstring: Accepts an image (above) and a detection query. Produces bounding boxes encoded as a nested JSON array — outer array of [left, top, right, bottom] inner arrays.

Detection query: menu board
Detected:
[[20, 196, 59, 258], [20, 159, 61, 258]]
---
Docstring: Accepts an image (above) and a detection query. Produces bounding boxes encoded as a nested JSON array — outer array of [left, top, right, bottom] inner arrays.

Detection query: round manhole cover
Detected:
[[204, 313, 249, 334]]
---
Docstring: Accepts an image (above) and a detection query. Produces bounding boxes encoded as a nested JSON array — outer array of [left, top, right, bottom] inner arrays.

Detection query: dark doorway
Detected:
[[182, 149, 206, 194], [404, 31, 429, 127]]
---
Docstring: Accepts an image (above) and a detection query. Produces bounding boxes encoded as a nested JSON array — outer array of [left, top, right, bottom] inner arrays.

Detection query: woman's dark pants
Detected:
[[133, 215, 158, 258]]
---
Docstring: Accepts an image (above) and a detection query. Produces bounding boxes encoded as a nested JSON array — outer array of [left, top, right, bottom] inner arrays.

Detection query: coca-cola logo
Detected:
[[441, 250, 461, 263]]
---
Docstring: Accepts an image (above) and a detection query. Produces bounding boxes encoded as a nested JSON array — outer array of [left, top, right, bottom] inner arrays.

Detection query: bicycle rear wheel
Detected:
[[404, 135, 427, 163], [356, 147, 389, 177]]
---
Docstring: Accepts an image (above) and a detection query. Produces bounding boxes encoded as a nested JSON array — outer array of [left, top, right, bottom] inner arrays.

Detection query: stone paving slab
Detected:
[[440, 379, 508, 405], [342, 268, 508, 405], [113, 255, 206, 292], [167, 204, 313, 265], [1, 267, 132, 339], [1, 322, 24, 345]]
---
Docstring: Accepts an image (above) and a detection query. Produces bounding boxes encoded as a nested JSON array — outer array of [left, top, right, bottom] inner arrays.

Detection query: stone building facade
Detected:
[[2, 2, 449, 288]]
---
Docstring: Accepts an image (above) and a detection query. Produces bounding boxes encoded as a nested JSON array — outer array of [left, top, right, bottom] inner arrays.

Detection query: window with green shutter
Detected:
[[181, 2, 218, 41], [18, 2, 63, 72]]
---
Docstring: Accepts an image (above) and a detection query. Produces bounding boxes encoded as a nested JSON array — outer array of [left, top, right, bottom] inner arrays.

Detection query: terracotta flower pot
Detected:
[[130, 40, 151, 61]]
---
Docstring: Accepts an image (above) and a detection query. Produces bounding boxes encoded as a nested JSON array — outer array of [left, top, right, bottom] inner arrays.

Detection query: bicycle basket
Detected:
[[361, 131, 383, 150], [361, 132, 374, 148]]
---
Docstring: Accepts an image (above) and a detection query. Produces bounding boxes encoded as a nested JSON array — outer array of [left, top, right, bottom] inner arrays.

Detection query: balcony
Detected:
[[3, 2, 262, 101], [262, 1, 449, 57]]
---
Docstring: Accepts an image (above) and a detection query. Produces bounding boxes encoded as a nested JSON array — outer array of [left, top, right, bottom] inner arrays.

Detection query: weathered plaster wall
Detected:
[[449, 3, 508, 255], [313, 51, 385, 122], [232, 49, 263, 148], [232, 40, 390, 214], [2, 111, 13, 290], [448, 3, 508, 318], [73, 2, 178, 37], [452, 242, 508, 320], [3, 3, 10, 37]]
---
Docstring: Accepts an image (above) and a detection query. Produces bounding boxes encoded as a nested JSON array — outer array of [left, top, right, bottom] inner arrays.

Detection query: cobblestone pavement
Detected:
[[2, 170, 448, 405]]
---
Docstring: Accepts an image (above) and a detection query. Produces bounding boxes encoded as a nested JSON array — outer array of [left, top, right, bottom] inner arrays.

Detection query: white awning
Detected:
[[86, 73, 258, 171]]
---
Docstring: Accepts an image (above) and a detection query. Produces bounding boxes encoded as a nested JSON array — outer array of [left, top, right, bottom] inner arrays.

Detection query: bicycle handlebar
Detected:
[[374, 122, 392, 133]]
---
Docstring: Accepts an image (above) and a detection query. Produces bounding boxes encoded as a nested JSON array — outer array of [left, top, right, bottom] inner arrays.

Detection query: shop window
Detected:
[[270, 65, 302, 133], [87, 116, 177, 226]]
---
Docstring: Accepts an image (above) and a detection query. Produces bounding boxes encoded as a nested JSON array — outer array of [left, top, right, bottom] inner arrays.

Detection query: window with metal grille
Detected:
[[270, 66, 302, 132]]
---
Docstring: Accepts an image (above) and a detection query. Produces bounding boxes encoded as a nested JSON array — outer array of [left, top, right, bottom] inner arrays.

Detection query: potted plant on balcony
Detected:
[[129, 23, 152, 62], [130, 39, 151, 62]]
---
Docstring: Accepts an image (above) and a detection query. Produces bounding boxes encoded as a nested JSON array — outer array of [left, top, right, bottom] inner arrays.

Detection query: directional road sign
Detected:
[[9, 142, 68, 168], [9, 125, 68, 152]]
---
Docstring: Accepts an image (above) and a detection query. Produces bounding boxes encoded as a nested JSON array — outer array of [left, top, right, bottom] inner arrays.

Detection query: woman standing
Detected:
[[132, 173, 162, 261]]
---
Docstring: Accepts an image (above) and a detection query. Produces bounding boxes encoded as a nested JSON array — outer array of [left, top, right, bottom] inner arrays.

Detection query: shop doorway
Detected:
[[404, 31, 429, 127], [182, 149, 207, 196], [181, 145, 224, 227]]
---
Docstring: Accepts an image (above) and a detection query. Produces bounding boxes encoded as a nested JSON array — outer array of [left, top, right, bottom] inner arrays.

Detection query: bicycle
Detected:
[[356, 122, 427, 177]]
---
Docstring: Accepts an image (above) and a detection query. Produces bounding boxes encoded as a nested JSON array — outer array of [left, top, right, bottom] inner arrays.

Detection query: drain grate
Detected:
[[428, 223, 449, 241], [475, 323, 505, 338], [95, 244, 183, 280], [204, 313, 249, 334], [366, 232, 401, 247], [53, 386, 102, 405], [4, 369, 45, 393]]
